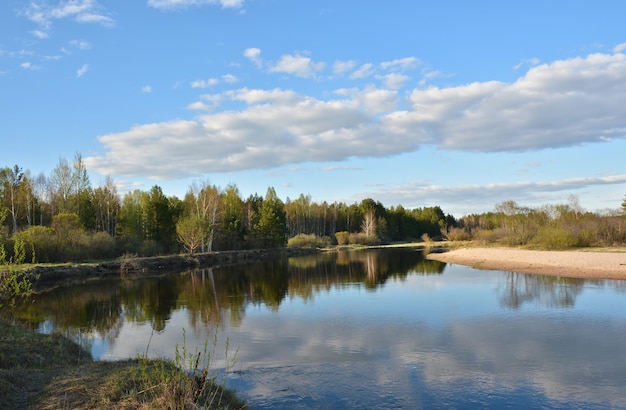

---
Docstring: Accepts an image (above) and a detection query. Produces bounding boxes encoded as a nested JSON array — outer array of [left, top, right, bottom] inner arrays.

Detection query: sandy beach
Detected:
[[426, 247, 626, 280]]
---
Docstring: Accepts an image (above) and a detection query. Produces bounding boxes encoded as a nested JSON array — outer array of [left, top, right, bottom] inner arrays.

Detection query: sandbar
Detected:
[[426, 247, 626, 280]]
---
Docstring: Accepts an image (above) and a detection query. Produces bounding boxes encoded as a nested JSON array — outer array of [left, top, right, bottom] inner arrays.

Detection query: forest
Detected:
[[0, 153, 625, 264]]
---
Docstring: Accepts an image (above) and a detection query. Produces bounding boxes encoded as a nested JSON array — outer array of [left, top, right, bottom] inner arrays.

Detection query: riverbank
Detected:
[[25, 247, 320, 292], [0, 319, 244, 409], [426, 246, 626, 280]]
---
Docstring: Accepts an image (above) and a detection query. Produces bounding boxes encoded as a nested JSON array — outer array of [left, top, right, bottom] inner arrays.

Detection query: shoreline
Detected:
[[426, 247, 626, 280]]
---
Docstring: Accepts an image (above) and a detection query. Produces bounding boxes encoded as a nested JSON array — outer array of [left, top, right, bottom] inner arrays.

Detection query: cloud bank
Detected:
[[86, 51, 626, 182]]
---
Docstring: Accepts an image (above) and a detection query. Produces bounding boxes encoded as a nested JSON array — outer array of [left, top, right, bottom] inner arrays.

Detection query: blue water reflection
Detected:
[[19, 248, 626, 409]]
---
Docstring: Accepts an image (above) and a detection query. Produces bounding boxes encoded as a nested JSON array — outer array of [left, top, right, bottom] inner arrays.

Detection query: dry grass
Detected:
[[0, 320, 245, 409]]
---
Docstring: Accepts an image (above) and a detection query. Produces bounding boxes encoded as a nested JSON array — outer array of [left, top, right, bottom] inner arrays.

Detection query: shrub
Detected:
[[335, 231, 350, 245], [88, 231, 116, 260], [349, 232, 380, 246], [444, 227, 471, 241], [287, 233, 330, 248], [473, 228, 503, 244], [139, 240, 162, 257], [12, 226, 55, 263], [531, 227, 578, 250]]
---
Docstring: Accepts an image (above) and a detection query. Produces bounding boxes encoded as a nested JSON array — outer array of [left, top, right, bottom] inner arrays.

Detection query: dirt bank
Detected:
[[427, 247, 626, 280]]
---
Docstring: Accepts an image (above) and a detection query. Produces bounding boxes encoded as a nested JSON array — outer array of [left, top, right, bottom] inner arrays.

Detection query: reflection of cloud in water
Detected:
[[225, 313, 626, 408], [96, 276, 626, 408], [411, 316, 626, 407]]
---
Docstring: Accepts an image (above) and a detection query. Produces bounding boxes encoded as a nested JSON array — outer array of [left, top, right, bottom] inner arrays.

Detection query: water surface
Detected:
[[19, 248, 626, 409]]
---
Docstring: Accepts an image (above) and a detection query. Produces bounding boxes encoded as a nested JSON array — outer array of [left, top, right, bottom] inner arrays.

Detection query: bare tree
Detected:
[[361, 210, 377, 237]]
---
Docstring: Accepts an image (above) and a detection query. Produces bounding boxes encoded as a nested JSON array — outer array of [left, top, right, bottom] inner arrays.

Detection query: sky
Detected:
[[2, 0, 626, 217]]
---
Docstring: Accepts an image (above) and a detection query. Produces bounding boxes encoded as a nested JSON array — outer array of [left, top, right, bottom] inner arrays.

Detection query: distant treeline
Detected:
[[451, 198, 626, 249], [1, 155, 625, 263], [0, 155, 453, 263]]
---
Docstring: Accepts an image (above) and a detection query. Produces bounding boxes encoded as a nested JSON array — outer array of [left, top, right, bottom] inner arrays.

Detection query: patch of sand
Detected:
[[426, 247, 626, 280]]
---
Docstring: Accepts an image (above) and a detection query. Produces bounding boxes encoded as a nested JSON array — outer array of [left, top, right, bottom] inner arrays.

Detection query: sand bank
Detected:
[[426, 247, 626, 280]]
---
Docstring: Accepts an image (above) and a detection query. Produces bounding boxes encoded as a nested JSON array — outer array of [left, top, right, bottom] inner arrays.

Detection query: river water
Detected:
[[18, 248, 626, 409]]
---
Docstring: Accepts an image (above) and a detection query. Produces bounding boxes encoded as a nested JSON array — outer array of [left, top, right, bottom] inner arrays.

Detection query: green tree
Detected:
[[92, 176, 120, 236], [255, 187, 287, 248], [176, 215, 207, 254], [183, 180, 220, 252], [143, 186, 180, 253], [220, 184, 245, 249]]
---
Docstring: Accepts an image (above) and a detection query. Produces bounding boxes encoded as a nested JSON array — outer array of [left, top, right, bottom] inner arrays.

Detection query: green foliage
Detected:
[[287, 233, 331, 248], [531, 227, 579, 250], [255, 187, 287, 248], [335, 231, 350, 245], [0, 238, 34, 310], [176, 215, 208, 254]]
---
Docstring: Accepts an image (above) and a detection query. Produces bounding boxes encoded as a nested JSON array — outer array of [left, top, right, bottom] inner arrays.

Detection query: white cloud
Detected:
[[243, 47, 262, 68], [191, 78, 219, 88], [226, 87, 300, 105], [147, 0, 244, 9], [187, 101, 213, 111], [419, 69, 443, 86], [222, 73, 238, 83], [86, 51, 626, 183], [270, 53, 325, 78], [23, 0, 114, 32], [350, 63, 374, 79], [187, 93, 222, 111], [513, 57, 541, 71], [333, 60, 356, 75], [142, 85, 152, 93], [191, 74, 238, 88], [377, 73, 410, 90], [364, 175, 626, 214], [70, 39, 91, 50], [389, 52, 626, 152], [20, 62, 41, 70], [76, 63, 89, 77], [614, 42, 626, 53], [31, 30, 49, 39], [380, 57, 420, 71]]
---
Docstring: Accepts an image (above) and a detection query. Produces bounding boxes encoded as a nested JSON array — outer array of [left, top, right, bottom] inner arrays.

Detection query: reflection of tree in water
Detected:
[[121, 276, 181, 331], [13, 249, 447, 338], [498, 272, 605, 309], [288, 248, 445, 296]]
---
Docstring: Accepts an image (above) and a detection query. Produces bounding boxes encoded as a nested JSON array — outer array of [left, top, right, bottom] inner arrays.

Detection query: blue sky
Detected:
[[2, 0, 626, 216]]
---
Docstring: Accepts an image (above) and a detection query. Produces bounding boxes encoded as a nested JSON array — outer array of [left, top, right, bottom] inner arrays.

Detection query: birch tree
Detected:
[[0, 165, 24, 234]]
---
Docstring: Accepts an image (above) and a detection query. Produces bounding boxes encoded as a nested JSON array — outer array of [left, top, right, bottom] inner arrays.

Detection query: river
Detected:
[[17, 248, 626, 409]]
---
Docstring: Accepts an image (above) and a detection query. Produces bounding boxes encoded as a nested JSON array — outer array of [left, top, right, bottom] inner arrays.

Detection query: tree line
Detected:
[[450, 196, 626, 249], [0, 154, 453, 263], [2, 154, 625, 264]]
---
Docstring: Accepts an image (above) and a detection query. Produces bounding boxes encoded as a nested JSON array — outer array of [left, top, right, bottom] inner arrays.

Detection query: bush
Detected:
[[531, 227, 578, 250], [444, 227, 471, 241], [349, 233, 380, 246], [473, 228, 503, 244], [287, 233, 331, 248], [335, 231, 350, 246], [12, 226, 55, 263], [88, 231, 116, 260], [139, 239, 162, 257]]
